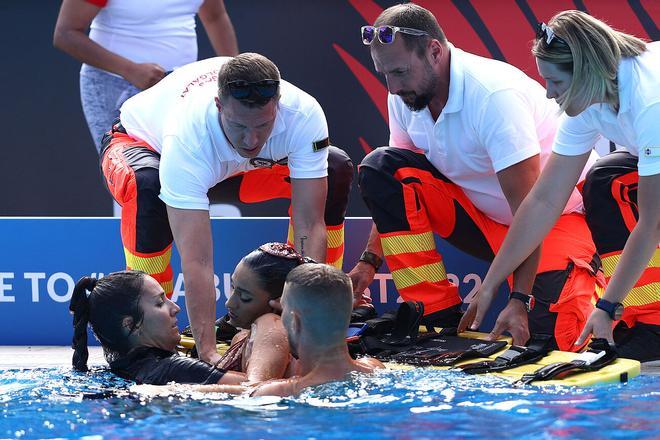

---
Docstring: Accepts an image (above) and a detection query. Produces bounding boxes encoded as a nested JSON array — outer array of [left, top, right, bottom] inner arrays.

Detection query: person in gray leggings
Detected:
[[80, 66, 141, 153]]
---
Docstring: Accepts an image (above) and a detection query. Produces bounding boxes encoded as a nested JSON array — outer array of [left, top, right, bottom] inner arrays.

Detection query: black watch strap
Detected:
[[509, 291, 535, 312], [359, 251, 383, 270], [595, 298, 624, 320]]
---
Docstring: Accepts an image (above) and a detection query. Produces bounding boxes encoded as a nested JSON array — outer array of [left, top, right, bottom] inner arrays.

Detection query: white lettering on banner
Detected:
[[223, 273, 231, 300], [24, 272, 46, 302], [372, 273, 393, 303], [172, 273, 185, 303], [461, 273, 482, 304], [213, 273, 221, 301], [46, 272, 74, 303], [0, 273, 15, 303], [367, 272, 483, 304], [170, 273, 227, 303], [447, 273, 459, 288]]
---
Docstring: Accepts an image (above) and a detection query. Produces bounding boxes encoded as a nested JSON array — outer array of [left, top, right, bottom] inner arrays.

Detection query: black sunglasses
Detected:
[[361, 25, 428, 45], [258, 242, 316, 264], [226, 79, 280, 101], [536, 23, 568, 47]]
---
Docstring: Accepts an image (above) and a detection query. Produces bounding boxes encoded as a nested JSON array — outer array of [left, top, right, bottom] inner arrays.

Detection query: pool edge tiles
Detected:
[[0, 346, 105, 370]]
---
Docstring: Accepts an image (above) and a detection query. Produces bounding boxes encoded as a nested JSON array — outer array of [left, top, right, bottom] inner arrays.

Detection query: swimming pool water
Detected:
[[1, 367, 658, 439]]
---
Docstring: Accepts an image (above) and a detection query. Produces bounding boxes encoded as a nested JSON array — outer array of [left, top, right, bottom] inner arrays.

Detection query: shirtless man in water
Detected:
[[251, 263, 383, 397], [134, 264, 382, 397]]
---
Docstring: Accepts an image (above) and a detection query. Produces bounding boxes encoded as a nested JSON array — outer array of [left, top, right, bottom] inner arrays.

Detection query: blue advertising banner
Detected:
[[0, 218, 508, 345]]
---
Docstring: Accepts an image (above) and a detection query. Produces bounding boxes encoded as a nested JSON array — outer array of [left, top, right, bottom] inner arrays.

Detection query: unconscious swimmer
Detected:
[[133, 263, 384, 397], [69, 242, 311, 385]]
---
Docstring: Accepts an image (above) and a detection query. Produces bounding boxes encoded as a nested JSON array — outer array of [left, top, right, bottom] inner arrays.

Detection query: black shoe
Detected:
[[351, 305, 377, 323]]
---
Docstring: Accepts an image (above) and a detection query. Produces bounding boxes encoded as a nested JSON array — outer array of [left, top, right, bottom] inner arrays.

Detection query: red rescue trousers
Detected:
[[359, 147, 602, 351], [582, 152, 659, 328]]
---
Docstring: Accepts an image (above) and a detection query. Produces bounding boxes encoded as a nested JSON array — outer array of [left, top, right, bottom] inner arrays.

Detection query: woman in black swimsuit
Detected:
[[70, 270, 247, 385]]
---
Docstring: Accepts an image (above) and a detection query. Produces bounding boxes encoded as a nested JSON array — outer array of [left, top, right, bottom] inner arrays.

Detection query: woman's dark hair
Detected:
[[240, 242, 313, 299], [69, 270, 146, 371]]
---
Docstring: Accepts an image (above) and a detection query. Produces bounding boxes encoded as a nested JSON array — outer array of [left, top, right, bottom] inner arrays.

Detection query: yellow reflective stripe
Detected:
[[391, 262, 447, 290], [124, 247, 171, 275], [160, 280, 174, 295], [381, 231, 435, 257], [326, 226, 345, 249], [622, 282, 660, 307], [602, 248, 660, 278], [326, 256, 344, 269], [594, 284, 605, 300], [287, 223, 294, 245]]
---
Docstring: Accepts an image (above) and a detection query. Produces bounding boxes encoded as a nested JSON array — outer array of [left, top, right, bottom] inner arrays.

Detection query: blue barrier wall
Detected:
[[0, 218, 508, 345]]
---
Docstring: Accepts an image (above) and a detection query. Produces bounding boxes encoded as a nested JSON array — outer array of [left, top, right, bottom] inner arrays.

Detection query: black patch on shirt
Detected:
[[312, 137, 330, 152]]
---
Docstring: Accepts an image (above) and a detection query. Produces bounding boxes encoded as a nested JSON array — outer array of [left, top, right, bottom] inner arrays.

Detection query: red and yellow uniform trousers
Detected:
[[582, 151, 659, 357], [100, 121, 352, 296], [359, 147, 602, 351]]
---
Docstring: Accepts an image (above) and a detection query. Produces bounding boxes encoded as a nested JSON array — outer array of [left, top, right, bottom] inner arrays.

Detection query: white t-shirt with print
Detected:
[[553, 41, 660, 177], [389, 44, 597, 224], [119, 57, 329, 211]]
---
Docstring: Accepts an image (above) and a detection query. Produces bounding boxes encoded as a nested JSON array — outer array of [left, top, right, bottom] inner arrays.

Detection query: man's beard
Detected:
[[400, 63, 438, 112], [400, 91, 433, 112]]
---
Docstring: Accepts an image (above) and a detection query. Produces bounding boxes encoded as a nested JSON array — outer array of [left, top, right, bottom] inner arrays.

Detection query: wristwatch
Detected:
[[359, 250, 383, 271], [509, 291, 535, 312], [595, 298, 624, 320]]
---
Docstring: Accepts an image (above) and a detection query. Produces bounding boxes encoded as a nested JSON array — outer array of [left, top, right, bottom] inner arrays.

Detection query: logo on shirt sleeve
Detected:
[[643, 146, 660, 157], [312, 137, 330, 152]]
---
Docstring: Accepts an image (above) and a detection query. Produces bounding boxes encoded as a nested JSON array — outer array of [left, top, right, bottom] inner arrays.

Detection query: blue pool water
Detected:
[[1, 367, 658, 439]]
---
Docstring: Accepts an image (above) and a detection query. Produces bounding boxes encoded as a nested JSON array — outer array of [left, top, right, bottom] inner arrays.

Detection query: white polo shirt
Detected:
[[553, 41, 660, 177], [119, 57, 329, 211], [389, 44, 596, 224]]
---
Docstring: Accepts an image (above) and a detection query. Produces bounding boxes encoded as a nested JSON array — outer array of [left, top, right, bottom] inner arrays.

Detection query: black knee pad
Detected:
[[134, 167, 173, 252], [325, 146, 354, 225], [582, 152, 638, 254]]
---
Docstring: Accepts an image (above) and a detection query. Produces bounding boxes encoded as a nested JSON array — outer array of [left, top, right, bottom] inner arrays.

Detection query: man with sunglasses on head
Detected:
[[349, 3, 602, 352], [100, 53, 353, 366]]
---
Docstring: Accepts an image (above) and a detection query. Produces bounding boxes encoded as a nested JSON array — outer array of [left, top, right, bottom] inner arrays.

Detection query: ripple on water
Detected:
[[1, 366, 658, 439]]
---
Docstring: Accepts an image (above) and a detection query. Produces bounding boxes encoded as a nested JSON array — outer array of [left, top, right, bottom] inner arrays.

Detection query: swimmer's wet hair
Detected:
[[240, 242, 313, 300], [285, 264, 353, 311], [69, 270, 146, 371]]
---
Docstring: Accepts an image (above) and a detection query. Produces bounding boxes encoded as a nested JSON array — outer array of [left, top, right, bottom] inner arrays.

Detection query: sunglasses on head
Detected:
[[258, 242, 316, 264], [361, 25, 429, 45], [536, 23, 568, 47], [226, 79, 279, 101]]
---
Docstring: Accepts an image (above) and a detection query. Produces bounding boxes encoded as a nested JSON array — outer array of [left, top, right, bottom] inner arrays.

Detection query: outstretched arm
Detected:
[[198, 0, 239, 56], [290, 177, 328, 263], [347, 223, 383, 304], [576, 172, 660, 345], [167, 207, 221, 365], [459, 152, 591, 341]]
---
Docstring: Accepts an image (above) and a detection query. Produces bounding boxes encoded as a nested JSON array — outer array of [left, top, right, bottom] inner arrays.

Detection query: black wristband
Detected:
[[508, 291, 535, 312], [359, 251, 383, 271]]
